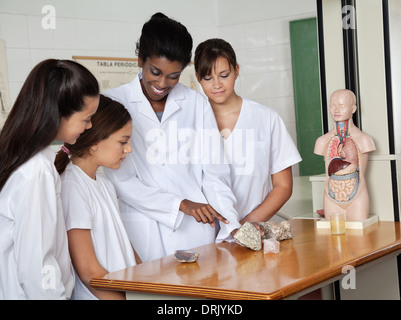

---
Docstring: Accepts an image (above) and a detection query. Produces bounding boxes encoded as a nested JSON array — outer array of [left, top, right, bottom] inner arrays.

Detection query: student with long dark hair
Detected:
[[55, 95, 140, 300], [0, 59, 99, 299], [105, 13, 241, 262]]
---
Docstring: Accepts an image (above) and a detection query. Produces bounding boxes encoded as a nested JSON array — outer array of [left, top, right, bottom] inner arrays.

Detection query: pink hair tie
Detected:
[[61, 145, 70, 155]]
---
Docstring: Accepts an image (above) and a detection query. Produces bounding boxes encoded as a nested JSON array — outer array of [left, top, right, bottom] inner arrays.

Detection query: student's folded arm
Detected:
[[240, 167, 293, 223]]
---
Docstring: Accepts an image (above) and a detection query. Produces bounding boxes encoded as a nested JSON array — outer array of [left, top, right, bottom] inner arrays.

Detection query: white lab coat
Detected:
[[61, 163, 137, 300], [223, 99, 302, 220], [0, 147, 74, 299], [105, 74, 241, 262]]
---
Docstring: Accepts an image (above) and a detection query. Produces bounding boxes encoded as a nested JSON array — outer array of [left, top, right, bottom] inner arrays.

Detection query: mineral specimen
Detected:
[[233, 222, 262, 251], [234, 221, 293, 251], [174, 250, 199, 263], [263, 238, 280, 254], [259, 220, 293, 241]]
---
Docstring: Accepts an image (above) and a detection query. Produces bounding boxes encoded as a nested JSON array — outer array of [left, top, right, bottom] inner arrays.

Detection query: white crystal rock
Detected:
[[263, 238, 280, 254]]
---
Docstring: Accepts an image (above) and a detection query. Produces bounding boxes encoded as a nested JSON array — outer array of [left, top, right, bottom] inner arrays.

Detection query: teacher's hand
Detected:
[[179, 199, 229, 228]]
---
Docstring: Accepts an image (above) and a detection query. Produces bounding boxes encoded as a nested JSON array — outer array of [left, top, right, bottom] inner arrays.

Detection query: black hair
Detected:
[[136, 12, 193, 68]]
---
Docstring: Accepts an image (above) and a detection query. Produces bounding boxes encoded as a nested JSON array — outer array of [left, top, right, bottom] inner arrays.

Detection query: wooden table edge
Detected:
[[90, 221, 401, 300]]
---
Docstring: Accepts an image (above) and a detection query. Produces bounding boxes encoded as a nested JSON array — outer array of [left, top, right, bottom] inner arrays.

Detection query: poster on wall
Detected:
[[73, 56, 201, 93], [0, 40, 11, 129]]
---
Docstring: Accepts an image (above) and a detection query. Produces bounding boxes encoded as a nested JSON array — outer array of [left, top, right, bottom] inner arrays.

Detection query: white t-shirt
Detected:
[[223, 99, 302, 220], [0, 147, 74, 299], [61, 163, 137, 300]]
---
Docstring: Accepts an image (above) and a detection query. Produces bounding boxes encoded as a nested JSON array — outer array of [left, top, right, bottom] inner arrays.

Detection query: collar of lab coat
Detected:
[[130, 72, 185, 124]]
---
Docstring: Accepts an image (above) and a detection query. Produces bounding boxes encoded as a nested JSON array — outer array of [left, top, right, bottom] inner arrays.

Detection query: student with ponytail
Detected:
[[0, 59, 99, 299], [55, 95, 140, 300]]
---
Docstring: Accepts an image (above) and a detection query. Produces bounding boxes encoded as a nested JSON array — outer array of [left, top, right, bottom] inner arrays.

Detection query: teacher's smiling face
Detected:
[[139, 55, 183, 104]]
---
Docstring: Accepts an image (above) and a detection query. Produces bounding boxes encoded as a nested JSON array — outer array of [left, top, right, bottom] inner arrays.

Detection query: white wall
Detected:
[[217, 0, 316, 173], [0, 0, 318, 176], [0, 0, 219, 105]]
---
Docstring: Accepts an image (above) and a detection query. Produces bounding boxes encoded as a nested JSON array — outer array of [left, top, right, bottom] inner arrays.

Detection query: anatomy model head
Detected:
[[329, 89, 356, 123]]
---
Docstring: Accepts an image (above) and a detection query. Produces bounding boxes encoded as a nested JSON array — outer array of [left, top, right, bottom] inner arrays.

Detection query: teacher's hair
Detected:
[[0, 59, 99, 191], [55, 95, 132, 175], [136, 12, 193, 68]]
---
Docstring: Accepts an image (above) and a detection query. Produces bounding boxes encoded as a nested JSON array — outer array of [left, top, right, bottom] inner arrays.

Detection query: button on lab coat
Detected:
[[105, 75, 241, 262]]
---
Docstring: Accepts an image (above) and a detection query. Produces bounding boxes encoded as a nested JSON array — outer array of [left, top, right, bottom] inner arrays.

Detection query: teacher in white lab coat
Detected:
[[104, 13, 241, 262]]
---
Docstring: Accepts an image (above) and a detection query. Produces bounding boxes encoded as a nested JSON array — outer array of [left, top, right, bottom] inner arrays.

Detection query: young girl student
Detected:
[[194, 38, 302, 223], [55, 95, 139, 300], [0, 59, 99, 299], [104, 13, 241, 262]]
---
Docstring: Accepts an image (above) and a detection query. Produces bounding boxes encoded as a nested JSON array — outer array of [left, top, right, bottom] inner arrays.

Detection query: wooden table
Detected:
[[91, 219, 401, 300]]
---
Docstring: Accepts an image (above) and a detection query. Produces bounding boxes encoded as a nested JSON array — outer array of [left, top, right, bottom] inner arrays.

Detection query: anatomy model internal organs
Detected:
[[314, 89, 376, 221], [327, 120, 359, 203]]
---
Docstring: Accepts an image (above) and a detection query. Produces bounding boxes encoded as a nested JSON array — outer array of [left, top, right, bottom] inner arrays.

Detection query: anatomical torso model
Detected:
[[314, 89, 376, 221]]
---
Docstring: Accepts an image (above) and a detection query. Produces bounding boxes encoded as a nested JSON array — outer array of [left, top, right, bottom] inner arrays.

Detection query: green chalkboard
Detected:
[[290, 17, 325, 176]]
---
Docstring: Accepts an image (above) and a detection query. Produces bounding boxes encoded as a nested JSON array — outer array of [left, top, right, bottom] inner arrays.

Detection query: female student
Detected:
[[0, 59, 99, 299], [55, 95, 139, 300], [104, 13, 241, 262], [194, 38, 302, 223]]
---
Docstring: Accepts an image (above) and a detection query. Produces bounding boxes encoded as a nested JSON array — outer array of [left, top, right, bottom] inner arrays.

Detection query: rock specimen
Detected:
[[174, 250, 200, 263], [259, 220, 293, 241], [233, 221, 293, 251], [233, 222, 263, 250], [263, 238, 280, 254]]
